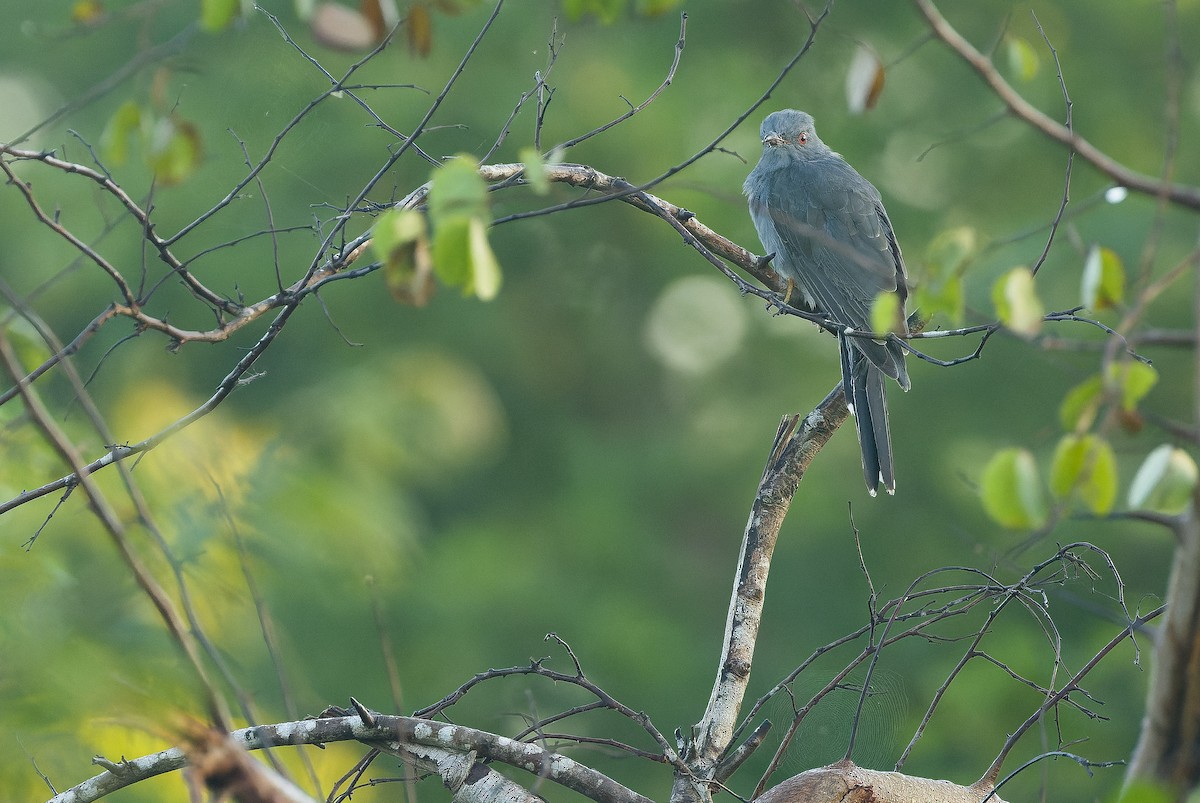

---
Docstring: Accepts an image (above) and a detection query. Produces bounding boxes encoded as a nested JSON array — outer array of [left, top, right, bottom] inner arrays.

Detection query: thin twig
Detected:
[[979, 605, 1165, 789], [911, 0, 1200, 210], [0, 330, 232, 732]]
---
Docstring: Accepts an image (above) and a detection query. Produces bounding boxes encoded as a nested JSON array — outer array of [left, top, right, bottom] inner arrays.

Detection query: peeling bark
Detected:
[[1126, 511, 1200, 799], [755, 761, 1006, 803]]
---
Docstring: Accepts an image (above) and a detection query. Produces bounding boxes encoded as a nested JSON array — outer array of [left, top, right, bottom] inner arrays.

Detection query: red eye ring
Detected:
[[798, 132, 809, 144]]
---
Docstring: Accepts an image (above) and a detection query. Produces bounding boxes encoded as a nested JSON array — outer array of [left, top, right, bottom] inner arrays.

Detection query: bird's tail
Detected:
[[840, 339, 896, 496]]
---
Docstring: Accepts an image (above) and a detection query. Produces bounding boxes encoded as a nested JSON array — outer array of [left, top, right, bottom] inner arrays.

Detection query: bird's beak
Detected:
[[762, 133, 785, 147]]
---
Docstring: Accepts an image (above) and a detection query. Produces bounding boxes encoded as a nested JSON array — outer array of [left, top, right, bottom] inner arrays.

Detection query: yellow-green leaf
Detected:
[[1128, 445, 1197, 516], [914, 227, 974, 325], [1006, 36, 1040, 82], [467, 216, 502, 301], [1082, 245, 1125, 311], [635, 0, 680, 14], [1082, 440, 1118, 515], [519, 147, 550, 195], [406, 2, 433, 57], [563, 0, 626, 23], [869, 291, 902, 336], [981, 448, 1046, 529], [1106, 360, 1157, 412], [71, 0, 105, 25], [373, 208, 423, 260], [146, 115, 202, 186], [101, 100, 142, 166], [1059, 374, 1103, 432], [1051, 434, 1117, 515], [993, 266, 1043, 337], [375, 209, 435, 306], [201, 0, 240, 31], [1117, 781, 1176, 803]]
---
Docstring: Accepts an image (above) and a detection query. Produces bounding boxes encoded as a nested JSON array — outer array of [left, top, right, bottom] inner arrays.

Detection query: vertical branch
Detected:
[[1124, 219, 1200, 797], [675, 385, 847, 803], [1124, 512, 1200, 796]]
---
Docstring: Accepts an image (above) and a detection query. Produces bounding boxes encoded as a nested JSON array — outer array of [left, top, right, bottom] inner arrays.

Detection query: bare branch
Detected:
[[912, 0, 1200, 210], [47, 714, 655, 803], [550, 13, 685, 154], [982, 605, 1165, 788], [0, 329, 233, 732]]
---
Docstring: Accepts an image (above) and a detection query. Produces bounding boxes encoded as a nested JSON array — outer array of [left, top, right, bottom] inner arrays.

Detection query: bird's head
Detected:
[[759, 109, 828, 159]]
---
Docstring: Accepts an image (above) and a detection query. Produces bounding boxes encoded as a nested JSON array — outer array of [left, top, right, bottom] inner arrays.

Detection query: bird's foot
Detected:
[[767, 277, 796, 316], [782, 277, 795, 307]]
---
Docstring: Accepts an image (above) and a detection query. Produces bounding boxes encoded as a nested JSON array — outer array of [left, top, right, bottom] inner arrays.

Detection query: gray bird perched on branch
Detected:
[[744, 109, 910, 495]]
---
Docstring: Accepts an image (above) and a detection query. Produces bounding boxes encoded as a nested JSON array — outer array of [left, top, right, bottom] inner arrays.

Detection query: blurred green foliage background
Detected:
[[1, 1, 1197, 801]]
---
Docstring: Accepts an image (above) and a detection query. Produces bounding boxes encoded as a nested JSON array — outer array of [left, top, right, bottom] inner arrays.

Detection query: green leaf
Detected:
[[869, 291, 902, 336], [519, 146, 550, 195], [1059, 374, 1103, 431], [993, 266, 1043, 337], [429, 155, 488, 222], [1106, 360, 1157, 412], [981, 448, 1046, 529], [924, 226, 977, 278], [1051, 434, 1117, 515], [293, 0, 316, 20], [467, 216, 502, 301], [201, 0, 240, 32], [1081, 245, 1125, 310], [100, 100, 142, 166], [1118, 779, 1180, 803], [562, 0, 627, 23], [1006, 36, 1040, 82], [913, 276, 964, 327], [431, 215, 472, 288], [1128, 445, 1197, 516], [430, 215, 504, 300], [427, 156, 502, 300], [1083, 442, 1117, 516], [914, 226, 974, 325]]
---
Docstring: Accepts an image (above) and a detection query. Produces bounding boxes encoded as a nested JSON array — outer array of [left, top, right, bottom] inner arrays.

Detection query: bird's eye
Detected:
[[797, 132, 809, 145]]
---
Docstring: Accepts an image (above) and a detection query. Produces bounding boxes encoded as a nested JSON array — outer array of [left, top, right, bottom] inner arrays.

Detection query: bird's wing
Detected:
[[755, 156, 910, 384], [761, 156, 903, 332]]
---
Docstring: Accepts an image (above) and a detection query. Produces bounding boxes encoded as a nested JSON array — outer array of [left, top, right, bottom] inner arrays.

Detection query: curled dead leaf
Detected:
[[311, 2, 380, 52]]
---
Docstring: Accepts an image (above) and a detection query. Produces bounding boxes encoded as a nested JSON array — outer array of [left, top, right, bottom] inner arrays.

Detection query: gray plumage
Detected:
[[744, 109, 910, 495]]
